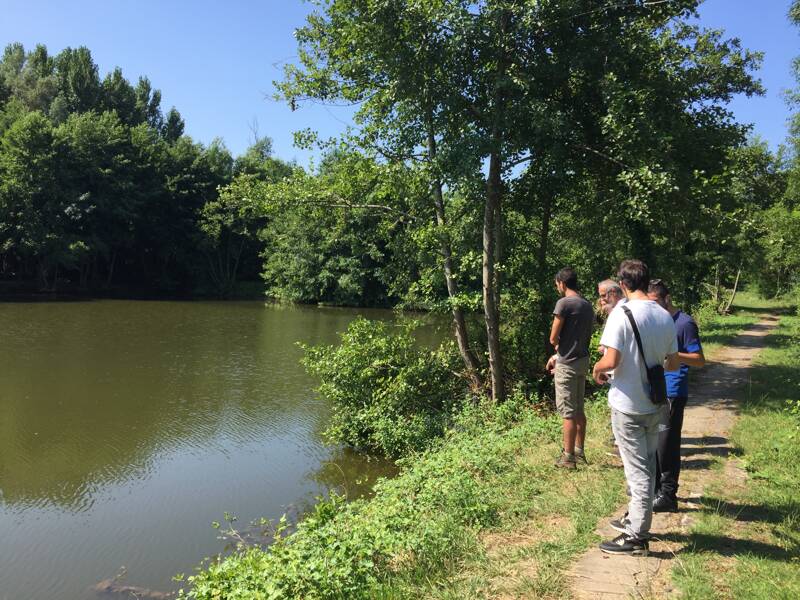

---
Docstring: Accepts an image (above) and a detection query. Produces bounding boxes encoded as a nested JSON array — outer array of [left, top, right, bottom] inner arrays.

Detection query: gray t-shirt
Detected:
[[553, 295, 595, 364]]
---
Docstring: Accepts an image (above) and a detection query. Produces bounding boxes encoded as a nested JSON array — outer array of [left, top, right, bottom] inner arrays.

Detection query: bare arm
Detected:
[[678, 350, 705, 368], [592, 347, 620, 384], [549, 315, 564, 351]]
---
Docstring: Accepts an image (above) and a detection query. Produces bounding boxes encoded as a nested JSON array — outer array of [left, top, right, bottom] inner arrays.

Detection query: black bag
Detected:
[[621, 305, 668, 405]]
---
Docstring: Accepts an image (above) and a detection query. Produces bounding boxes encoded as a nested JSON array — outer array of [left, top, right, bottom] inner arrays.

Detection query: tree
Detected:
[[0, 111, 64, 288], [279, 0, 760, 399], [257, 150, 414, 306], [54, 110, 135, 287], [199, 175, 268, 297], [161, 107, 185, 143], [234, 136, 295, 182], [51, 47, 101, 118], [102, 67, 138, 125]]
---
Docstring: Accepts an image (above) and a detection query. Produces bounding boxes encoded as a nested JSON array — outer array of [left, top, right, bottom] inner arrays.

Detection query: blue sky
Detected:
[[0, 0, 796, 164]]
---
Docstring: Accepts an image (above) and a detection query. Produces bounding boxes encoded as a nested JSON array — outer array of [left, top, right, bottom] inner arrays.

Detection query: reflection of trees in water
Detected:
[[213, 446, 398, 553], [308, 446, 398, 501], [0, 301, 397, 511]]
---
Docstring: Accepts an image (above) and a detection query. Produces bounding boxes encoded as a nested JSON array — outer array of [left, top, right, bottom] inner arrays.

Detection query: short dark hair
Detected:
[[617, 259, 649, 292], [555, 267, 578, 290], [648, 279, 670, 300]]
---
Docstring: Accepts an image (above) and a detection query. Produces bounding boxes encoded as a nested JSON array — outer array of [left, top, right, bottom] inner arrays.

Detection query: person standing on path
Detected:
[[597, 278, 626, 457], [592, 260, 680, 555], [648, 279, 705, 512], [546, 267, 595, 469]]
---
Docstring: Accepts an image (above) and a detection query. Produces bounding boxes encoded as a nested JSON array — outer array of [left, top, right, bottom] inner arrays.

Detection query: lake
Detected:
[[0, 300, 430, 600]]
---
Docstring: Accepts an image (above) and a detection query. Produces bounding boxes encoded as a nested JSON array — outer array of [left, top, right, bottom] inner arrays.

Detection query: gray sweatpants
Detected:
[[611, 406, 668, 539]]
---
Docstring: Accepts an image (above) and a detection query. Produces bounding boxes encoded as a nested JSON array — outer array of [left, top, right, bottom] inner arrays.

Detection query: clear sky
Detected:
[[0, 0, 796, 164]]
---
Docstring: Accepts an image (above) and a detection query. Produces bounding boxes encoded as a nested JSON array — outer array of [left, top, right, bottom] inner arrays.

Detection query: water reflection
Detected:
[[0, 300, 421, 600]]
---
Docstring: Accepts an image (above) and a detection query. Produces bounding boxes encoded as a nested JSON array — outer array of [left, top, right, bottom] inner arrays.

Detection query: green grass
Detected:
[[670, 301, 800, 600], [180, 293, 791, 600], [179, 396, 626, 600], [696, 290, 786, 359]]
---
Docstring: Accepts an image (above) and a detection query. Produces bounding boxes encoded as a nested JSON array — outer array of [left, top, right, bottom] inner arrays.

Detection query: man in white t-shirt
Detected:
[[592, 259, 679, 556]]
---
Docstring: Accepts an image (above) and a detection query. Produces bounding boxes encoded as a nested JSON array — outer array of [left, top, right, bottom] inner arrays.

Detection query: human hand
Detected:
[[592, 365, 609, 385], [546, 354, 557, 374]]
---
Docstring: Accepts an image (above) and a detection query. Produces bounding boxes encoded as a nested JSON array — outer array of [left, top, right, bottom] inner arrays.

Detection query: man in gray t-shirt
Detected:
[[547, 267, 595, 468]]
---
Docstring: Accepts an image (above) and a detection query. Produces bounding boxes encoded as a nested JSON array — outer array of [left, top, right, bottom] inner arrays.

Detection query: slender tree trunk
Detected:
[[426, 130, 484, 390], [229, 237, 246, 297], [105, 250, 117, 288], [723, 264, 742, 314], [484, 150, 504, 402], [538, 187, 554, 354], [38, 260, 49, 291], [713, 263, 721, 308]]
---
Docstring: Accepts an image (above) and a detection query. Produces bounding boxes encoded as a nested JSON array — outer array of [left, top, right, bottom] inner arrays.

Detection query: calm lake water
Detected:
[[0, 300, 428, 600]]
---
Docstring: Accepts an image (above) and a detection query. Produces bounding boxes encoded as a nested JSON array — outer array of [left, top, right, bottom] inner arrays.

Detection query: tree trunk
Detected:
[[38, 260, 49, 291], [484, 151, 504, 402], [426, 130, 484, 391], [713, 263, 721, 309], [105, 250, 117, 288], [538, 187, 554, 355], [723, 265, 741, 314]]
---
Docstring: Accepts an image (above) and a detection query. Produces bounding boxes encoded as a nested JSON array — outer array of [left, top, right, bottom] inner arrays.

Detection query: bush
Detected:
[[302, 318, 466, 458], [179, 399, 565, 600]]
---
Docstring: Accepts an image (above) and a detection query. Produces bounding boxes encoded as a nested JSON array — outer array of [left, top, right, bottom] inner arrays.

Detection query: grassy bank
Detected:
[[180, 293, 788, 600], [669, 306, 800, 599], [179, 395, 626, 599]]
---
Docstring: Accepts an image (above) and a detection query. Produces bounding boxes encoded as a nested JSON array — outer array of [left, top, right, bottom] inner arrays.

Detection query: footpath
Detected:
[[569, 315, 780, 599]]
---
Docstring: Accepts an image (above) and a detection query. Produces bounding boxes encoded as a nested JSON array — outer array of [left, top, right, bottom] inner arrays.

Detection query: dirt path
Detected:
[[569, 315, 780, 600]]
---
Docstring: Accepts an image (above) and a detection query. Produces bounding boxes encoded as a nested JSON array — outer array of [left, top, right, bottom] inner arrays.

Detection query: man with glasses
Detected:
[[598, 279, 626, 315], [647, 279, 705, 512], [598, 279, 626, 457]]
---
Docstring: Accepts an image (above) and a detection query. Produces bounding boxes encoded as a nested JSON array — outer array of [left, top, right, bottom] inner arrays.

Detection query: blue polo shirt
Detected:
[[666, 310, 703, 398]]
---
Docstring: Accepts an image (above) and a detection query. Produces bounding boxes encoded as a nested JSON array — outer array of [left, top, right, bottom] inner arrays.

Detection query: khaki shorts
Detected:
[[554, 356, 589, 419]]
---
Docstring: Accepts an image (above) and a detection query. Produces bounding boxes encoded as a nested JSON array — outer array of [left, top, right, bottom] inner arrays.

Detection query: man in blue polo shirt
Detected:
[[647, 279, 706, 512]]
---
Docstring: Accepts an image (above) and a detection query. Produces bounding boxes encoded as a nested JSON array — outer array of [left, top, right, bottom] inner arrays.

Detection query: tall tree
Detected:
[[279, 0, 760, 399]]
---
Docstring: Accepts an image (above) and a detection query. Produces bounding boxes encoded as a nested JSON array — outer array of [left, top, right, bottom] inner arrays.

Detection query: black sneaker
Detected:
[[609, 514, 630, 534], [599, 533, 649, 556], [653, 493, 678, 513]]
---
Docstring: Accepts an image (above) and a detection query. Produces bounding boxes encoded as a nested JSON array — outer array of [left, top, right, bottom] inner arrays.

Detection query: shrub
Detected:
[[179, 400, 564, 600], [302, 318, 466, 458]]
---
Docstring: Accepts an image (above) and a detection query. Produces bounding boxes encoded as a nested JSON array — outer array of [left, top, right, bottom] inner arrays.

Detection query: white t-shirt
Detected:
[[599, 299, 678, 415]]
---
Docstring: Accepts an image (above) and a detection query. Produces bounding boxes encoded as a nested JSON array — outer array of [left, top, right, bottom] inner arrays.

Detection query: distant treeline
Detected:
[[0, 43, 294, 296], [1, 37, 799, 332]]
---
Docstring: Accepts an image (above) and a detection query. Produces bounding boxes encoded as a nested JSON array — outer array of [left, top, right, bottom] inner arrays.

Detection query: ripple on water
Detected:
[[0, 300, 407, 600]]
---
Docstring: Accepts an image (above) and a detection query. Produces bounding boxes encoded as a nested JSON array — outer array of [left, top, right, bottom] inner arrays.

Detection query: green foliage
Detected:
[[0, 42, 304, 295], [755, 203, 800, 296], [303, 317, 465, 458], [257, 149, 428, 306], [179, 395, 574, 600], [672, 307, 800, 600]]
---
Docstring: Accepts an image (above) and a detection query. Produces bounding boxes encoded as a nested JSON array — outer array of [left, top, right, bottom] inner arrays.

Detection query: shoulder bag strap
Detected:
[[621, 305, 648, 367]]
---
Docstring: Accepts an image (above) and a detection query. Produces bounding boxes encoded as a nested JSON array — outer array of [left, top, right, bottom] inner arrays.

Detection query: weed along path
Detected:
[[569, 314, 780, 600]]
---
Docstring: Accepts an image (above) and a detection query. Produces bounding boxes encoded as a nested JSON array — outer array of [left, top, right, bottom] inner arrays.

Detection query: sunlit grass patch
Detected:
[[670, 311, 800, 600]]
